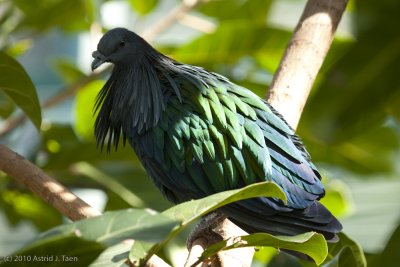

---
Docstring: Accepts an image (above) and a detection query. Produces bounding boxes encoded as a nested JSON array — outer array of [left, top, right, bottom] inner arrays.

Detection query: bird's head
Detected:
[[91, 28, 151, 71]]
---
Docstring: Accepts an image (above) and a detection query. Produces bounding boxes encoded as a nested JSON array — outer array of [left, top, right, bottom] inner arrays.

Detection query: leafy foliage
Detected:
[[0, 0, 398, 266]]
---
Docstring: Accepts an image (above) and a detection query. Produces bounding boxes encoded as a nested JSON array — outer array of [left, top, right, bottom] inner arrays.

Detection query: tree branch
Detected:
[[267, 0, 349, 129], [0, 144, 101, 220], [185, 0, 349, 266]]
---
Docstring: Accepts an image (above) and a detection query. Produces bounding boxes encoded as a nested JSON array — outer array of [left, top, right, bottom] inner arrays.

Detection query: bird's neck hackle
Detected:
[[94, 53, 166, 152]]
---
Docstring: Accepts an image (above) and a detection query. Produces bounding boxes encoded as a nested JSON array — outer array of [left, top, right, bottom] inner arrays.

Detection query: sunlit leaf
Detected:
[[0, 51, 41, 129], [6, 208, 180, 266], [200, 232, 327, 265], [130, 182, 286, 264]]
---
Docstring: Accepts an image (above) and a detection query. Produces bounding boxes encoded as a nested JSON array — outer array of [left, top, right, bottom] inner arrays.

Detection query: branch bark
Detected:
[[186, 0, 349, 266], [267, 0, 349, 129], [0, 144, 101, 221]]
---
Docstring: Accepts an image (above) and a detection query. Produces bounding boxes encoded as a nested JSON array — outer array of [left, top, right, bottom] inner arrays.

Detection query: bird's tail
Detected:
[[220, 198, 342, 260]]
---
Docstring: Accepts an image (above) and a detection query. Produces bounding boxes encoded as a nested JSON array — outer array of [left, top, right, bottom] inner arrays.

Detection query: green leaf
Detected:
[[9, 209, 180, 266], [0, 51, 41, 129], [0, 236, 105, 267], [200, 232, 327, 265], [323, 233, 367, 267], [74, 80, 104, 141], [163, 182, 286, 225], [128, 0, 158, 16], [131, 182, 286, 264]]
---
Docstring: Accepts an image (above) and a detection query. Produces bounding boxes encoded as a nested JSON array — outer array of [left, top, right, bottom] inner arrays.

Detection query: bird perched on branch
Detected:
[[91, 28, 342, 244]]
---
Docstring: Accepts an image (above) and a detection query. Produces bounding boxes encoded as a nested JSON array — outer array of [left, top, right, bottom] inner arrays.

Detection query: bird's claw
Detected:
[[186, 212, 226, 249]]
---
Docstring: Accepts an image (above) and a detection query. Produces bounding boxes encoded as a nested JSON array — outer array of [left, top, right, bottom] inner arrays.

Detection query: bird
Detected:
[[91, 28, 342, 245]]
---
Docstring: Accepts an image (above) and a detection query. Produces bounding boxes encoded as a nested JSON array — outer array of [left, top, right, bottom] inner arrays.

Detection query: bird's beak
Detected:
[[91, 50, 107, 71]]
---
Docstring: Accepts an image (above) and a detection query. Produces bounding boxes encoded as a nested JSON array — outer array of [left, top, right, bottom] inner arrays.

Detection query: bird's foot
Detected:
[[186, 212, 226, 249]]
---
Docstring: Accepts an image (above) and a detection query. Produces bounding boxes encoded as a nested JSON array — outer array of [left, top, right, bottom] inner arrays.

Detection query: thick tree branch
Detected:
[[186, 0, 349, 266], [267, 0, 349, 129], [0, 144, 101, 220]]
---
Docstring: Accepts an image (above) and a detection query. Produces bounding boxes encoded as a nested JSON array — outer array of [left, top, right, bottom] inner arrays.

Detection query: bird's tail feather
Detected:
[[220, 198, 342, 241]]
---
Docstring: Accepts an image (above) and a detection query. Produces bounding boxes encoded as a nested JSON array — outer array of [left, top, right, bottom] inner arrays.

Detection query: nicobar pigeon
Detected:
[[91, 28, 342, 246]]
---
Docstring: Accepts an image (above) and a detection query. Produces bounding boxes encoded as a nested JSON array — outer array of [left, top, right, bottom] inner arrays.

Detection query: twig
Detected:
[[185, 0, 349, 266], [141, 0, 203, 42]]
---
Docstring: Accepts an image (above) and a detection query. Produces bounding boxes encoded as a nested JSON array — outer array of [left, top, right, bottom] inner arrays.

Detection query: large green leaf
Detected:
[[199, 232, 327, 265], [0, 236, 105, 267], [163, 182, 286, 224], [0, 51, 41, 129], [4, 209, 179, 266], [130, 182, 286, 264]]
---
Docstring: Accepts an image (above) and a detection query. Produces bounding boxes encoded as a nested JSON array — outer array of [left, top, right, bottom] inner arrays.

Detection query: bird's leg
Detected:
[[186, 212, 226, 250]]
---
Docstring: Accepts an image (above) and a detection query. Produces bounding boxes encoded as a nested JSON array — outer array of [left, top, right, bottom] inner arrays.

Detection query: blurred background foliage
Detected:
[[0, 0, 399, 266]]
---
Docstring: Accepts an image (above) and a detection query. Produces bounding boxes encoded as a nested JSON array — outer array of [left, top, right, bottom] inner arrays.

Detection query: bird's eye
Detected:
[[119, 41, 125, 48]]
